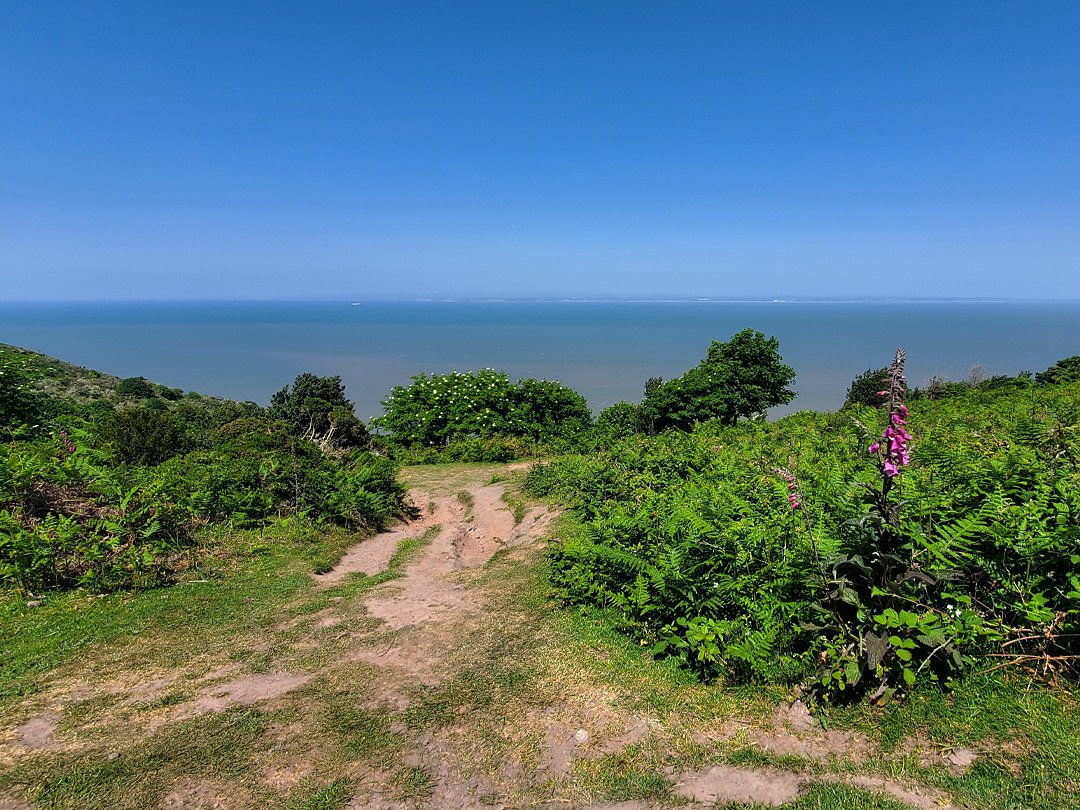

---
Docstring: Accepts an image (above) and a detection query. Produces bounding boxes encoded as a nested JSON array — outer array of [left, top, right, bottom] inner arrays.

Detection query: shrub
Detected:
[[533, 363, 1080, 699], [95, 407, 185, 465], [642, 329, 796, 431], [375, 370, 591, 447], [116, 377, 156, 399], [2, 414, 409, 593], [392, 434, 552, 465]]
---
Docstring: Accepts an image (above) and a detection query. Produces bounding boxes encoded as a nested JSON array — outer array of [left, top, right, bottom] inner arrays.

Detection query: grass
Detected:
[[399, 461, 523, 496], [0, 518, 391, 711], [15, 708, 277, 809], [283, 778, 354, 810], [319, 686, 404, 763], [571, 741, 674, 802], [500, 490, 529, 524]]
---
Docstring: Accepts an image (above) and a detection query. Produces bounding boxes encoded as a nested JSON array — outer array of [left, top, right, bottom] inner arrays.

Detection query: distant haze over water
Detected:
[[2, 300, 1078, 421]]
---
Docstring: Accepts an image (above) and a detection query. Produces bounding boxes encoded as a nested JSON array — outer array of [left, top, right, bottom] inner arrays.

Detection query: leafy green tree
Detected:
[[267, 373, 369, 450], [644, 329, 796, 430], [845, 367, 907, 407], [1036, 356, 1080, 385], [638, 377, 663, 435], [512, 378, 592, 440]]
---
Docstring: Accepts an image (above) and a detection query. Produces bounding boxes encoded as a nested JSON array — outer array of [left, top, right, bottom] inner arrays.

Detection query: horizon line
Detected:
[[5, 294, 1080, 305]]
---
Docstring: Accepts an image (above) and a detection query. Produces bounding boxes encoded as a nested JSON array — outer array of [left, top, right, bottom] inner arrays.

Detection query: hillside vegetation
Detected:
[[529, 358, 1080, 702], [4, 338, 1079, 701], [3, 339, 1080, 809], [1, 343, 407, 594]]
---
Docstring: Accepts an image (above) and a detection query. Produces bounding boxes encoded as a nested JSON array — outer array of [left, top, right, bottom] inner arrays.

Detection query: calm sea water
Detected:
[[2, 300, 1078, 421]]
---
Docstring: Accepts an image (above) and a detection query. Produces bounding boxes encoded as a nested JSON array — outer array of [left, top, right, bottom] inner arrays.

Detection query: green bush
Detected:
[[0, 436, 191, 592], [94, 407, 185, 466], [116, 377, 156, 399], [375, 369, 592, 447], [642, 329, 796, 431], [2, 410, 407, 594]]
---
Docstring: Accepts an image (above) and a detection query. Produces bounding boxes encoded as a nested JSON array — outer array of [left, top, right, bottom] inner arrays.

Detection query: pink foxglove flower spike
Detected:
[[870, 348, 910, 479]]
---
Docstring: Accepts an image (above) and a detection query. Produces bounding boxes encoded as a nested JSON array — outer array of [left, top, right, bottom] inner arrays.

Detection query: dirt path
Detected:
[[307, 474, 964, 810], [1, 465, 979, 810]]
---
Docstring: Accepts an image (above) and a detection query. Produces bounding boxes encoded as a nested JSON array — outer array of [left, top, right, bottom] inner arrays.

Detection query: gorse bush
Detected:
[[115, 376, 156, 399], [94, 407, 185, 466], [530, 359, 1080, 700]]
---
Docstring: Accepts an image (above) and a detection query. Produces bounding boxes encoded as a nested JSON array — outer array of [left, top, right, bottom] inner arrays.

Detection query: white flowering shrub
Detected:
[[374, 369, 591, 446]]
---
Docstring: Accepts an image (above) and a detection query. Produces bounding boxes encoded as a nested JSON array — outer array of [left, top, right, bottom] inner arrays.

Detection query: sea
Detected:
[[2, 300, 1078, 421]]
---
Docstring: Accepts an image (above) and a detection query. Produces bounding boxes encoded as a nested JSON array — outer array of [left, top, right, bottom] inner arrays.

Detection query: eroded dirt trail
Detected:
[[354, 482, 554, 631]]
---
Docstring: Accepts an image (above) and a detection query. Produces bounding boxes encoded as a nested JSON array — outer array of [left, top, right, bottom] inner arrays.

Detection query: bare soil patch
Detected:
[[751, 701, 870, 764], [357, 484, 552, 633], [11, 713, 60, 750], [676, 764, 804, 806]]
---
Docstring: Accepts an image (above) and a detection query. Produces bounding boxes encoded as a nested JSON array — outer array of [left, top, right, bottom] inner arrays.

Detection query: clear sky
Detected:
[[2, 1, 1079, 301]]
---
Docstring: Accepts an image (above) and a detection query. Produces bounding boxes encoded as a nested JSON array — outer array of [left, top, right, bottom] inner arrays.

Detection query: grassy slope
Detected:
[[0, 342, 236, 408]]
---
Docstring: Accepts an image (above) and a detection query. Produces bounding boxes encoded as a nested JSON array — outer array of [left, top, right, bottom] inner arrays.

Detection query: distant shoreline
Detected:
[[6, 296, 1080, 305]]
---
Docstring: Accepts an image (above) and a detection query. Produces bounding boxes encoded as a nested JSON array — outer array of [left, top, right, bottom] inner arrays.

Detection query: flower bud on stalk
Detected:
[[870, 349, 910, 478]]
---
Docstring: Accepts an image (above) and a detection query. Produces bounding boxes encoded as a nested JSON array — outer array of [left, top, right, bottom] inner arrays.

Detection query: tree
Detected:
[[845, 367, 907, 407], [1036, 356, 1080, 385], [638, 376, 664, 435], [511, 378, 592, 440], [268, 373, 369, 450], [644, 329, 796, 430]]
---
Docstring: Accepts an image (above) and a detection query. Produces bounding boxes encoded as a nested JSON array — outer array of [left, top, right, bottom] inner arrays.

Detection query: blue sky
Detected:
[[2, 1, 1078, 300]]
